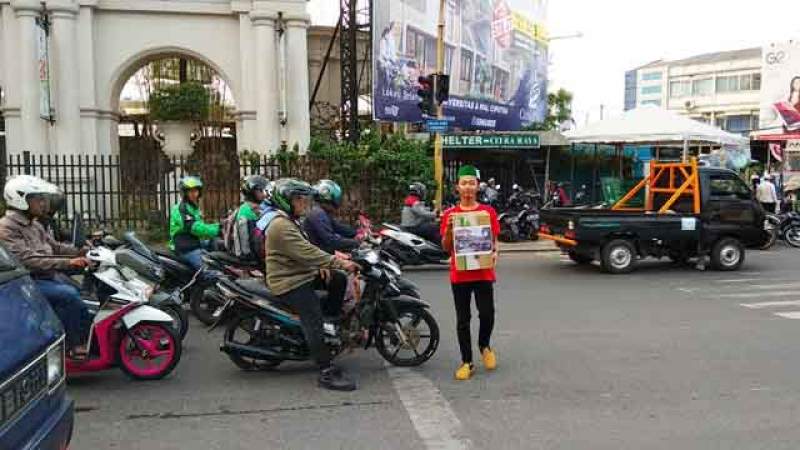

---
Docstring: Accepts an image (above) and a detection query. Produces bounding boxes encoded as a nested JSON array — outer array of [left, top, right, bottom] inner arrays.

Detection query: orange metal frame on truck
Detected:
[[612, 158, 701, 214]]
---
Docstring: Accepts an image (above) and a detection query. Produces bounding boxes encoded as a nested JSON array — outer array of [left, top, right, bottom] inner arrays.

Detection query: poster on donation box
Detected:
[[453, 211, 494, 271], [760, 41, 800, 133]]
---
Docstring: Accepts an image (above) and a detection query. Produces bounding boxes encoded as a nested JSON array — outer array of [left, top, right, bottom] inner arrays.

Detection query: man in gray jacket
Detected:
[[401, 182, 441, 244]]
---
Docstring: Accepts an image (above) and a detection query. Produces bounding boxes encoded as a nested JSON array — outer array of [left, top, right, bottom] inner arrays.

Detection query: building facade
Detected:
[[625, 48, 762, 136], [0, 0, 312, 156]]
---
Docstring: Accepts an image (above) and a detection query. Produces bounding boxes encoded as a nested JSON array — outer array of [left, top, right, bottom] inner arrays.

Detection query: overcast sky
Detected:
[[307, 0, 800, 125]]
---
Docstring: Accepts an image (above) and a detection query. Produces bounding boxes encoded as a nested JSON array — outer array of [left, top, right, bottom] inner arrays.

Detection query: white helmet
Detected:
[[3, 175, 60, 211]]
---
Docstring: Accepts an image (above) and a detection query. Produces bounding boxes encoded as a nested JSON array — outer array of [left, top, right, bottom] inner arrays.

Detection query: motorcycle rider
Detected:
[[304, 179, 359, 254], [237, 175, 270, 221], [169, 176, 221, 270], [401, 182, 441, 245], [264, 178, 360, 391], [0, 175, 90, 358], [225, 175, 270, 260]]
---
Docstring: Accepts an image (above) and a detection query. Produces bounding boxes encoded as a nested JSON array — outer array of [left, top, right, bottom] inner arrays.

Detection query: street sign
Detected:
[[425, 119, 450, 133], [442, 134, 540, 149]]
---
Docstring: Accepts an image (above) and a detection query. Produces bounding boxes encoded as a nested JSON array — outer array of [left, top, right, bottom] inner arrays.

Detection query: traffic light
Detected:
[[434, 74, 450, 105], [417, 75, 435, 116]]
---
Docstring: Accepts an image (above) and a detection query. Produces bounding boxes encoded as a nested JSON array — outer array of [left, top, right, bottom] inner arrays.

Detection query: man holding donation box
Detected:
[[441, 165, 501, 381]]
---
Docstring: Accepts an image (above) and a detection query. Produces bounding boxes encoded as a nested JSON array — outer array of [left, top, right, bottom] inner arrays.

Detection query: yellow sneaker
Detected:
[[454, 363, 475, 381], [481, 347, 497, 371]]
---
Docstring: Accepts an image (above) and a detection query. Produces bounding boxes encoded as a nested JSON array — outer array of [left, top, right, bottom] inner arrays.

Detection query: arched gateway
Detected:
[[0, 0, 311, 155]]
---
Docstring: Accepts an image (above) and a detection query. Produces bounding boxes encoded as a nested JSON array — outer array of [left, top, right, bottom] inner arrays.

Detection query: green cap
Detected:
[[457, 165, 479, 179]]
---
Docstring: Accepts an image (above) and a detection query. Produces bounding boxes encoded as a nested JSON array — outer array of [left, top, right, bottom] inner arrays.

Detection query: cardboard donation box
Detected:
[[452, 211, 494, 271]]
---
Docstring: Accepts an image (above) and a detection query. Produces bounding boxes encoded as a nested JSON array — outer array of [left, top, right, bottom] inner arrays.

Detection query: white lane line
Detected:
[[718, 291, 799, 299], [713, 278, 790, 284], [774, 311, 800, 319], [730, 283, 800, 290], [386, 366, 471, 450], [741, 300, 800, 309]]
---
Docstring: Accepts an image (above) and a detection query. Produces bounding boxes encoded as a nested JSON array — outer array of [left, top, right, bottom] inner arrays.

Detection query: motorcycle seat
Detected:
[[207, 251, 262, 269], [154, 247, 182, 260], [235, 279, 275, 299]]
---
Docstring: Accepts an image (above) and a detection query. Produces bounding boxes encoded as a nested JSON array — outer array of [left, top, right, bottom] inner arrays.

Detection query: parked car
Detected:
[[0, 244, 73, 449]]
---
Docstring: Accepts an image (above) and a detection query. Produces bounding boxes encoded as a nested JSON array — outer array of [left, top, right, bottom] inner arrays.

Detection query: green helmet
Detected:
[[272, 178, 315, 216], [179, 176, 204, 197], [314, 179, 343, 208], [241, 175, 269, 202]]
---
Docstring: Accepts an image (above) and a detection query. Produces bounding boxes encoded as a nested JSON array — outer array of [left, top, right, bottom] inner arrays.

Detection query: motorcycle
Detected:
[[354, 212, 448, 268], [498, 189, 541, 242], [66, 245, 182, 380], [212, 247, 439, 370], [189, 251, 264, 325], [761, 212, 800, 249]]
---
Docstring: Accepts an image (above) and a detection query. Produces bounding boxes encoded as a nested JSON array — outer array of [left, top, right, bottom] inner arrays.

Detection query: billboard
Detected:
[[760, 41, 800, 133], [373, 0, 548, 131]]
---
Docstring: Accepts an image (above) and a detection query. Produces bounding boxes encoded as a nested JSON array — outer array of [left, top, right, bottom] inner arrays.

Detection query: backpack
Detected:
[[221, 206, 241, 255]]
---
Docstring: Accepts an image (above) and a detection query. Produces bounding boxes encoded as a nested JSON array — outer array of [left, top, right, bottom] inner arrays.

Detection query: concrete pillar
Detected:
[[11, 0, 46, 154], [250, 9, 280, 154], [1, 4, 23, 153], [236, 11, 257, 153], [77, 3, 100, 155], [48, 0, 81, 154], [284, 15, 311, 153]]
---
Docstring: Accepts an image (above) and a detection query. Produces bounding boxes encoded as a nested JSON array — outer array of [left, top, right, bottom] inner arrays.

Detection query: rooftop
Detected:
[[635, 47, 761, 71]]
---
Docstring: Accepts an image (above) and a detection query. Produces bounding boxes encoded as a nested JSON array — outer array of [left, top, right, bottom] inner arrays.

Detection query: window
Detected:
[[753, 73, 762, 90], [445, 46, 454, 75], [670, 80, 690, 98], [640, 99, 661, 106], [725, 115, 752, 133], [492, 68, 510, 101], [642, 72, 663, 81], [460, 50, 473, 82], [641, 85, 662, 95], [709, 174, 750, 199], [692, 78, 714, 96], [716, 75, 739, 93]]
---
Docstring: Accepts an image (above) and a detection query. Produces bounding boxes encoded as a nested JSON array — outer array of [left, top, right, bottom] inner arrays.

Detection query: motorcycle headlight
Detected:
[[47, 338, 65, 389]]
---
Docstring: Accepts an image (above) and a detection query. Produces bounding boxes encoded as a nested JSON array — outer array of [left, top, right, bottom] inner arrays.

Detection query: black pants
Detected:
[[451, 281, 495, 364], [277, 271, 347, 368], [761, 202, 776, 213], [408, 223, 441, 246]]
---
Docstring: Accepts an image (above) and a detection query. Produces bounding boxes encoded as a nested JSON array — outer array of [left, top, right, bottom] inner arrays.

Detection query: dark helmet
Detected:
[[241, 175, 270, 202], [179, 176, 204, 198], [314, 179, 343, 208], [271, 178, 315, 216], [409, 182, 427, 199]]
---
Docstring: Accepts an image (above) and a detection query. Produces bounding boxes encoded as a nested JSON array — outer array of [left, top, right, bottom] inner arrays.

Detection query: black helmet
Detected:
[[314, 179, 343, 208], [409, 182, 427, 199], [241, 175, 269, 202], [272, 178, 315, 216], [179, 176, 204, 198]]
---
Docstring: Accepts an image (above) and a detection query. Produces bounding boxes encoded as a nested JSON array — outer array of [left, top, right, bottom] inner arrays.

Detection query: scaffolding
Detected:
[[613, 158, 701, 214]]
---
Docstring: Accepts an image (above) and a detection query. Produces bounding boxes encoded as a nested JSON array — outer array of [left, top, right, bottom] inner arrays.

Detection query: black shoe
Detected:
[[319, 366, 357, 391]]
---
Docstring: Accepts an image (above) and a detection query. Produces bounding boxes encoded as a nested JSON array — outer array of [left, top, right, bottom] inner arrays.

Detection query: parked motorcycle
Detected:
[[761, 212, 800, 249], [498, 189, 541, 242], [67, 245, 182, 380], [213, 247, 439, 370]]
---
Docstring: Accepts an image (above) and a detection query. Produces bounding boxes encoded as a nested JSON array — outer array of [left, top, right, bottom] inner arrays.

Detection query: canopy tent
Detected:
[[565, 106, 750, 149]]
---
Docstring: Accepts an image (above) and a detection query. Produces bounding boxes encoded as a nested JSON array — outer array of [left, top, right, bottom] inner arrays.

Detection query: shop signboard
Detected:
[[373, 0, 548, 131], [442, 133, 540, 149]]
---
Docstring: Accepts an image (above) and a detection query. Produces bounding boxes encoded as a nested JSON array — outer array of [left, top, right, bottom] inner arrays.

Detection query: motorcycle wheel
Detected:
[[758, 228, 778, 250], [376, 306, 439, 367], [119, 321, 182, 380], [159, 303, 189, 341], [785, 226, 800, 248], [224, 313, 283, 371], [190, 285, 224, 326]]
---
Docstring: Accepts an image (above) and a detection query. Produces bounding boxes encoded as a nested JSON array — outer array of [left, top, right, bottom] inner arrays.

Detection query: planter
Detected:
[[154, 122, 199, 157]]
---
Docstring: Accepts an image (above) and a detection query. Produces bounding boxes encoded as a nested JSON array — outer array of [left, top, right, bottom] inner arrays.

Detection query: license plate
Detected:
[[0, 358, 48, 428]]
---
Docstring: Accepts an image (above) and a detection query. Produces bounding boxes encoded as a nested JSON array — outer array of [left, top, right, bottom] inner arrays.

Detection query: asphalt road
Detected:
[[69, 244, 800, 449]]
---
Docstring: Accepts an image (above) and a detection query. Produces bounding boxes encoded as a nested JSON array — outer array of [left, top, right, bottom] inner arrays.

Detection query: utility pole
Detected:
[[434, 0, 446, 210]]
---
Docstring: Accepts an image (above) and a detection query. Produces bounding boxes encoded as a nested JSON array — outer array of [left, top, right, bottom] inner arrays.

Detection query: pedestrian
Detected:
[[441, 165, 501, 381], [756, 174, 778, 213]]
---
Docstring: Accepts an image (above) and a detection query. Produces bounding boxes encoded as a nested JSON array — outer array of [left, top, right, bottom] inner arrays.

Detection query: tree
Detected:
[[524, 88, 574, 131]]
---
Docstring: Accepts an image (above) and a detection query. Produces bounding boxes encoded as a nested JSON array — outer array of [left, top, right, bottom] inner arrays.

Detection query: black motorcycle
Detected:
[[212, 248, 440, 370], [761, 212, 800, 249], [498, 190, 541, 242]]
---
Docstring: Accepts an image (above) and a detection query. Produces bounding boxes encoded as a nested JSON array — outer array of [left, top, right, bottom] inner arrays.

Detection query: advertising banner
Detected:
[[373, 0, 548, 131], [760, 41, 800, 133]]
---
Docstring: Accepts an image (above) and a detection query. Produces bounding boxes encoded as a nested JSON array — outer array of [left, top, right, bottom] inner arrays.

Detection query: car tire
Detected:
[[600, 239, 637, 274], [710, 238, 744, 271]]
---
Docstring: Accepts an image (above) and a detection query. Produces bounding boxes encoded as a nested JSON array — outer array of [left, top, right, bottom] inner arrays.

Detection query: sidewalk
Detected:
[[498, 240, 559, 253]]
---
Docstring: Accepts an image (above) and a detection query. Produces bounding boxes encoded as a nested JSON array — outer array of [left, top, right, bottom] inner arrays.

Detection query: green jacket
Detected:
[[264, 212, 347, 296], [235, 202, 260, 221], [169, 201, 220, 252]]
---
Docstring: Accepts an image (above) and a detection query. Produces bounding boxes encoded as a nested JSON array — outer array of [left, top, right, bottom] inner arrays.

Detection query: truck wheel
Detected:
[[711, 238, 744, 271], [601, 239, 636, 274], [567, 250, 593, 265]]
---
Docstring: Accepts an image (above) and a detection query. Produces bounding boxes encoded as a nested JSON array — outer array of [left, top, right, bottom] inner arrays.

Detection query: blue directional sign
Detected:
[[425, 119, 450, 133]]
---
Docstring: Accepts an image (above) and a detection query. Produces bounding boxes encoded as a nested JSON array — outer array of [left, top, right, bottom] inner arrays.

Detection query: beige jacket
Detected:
[[0, 210, 80, 274], [265, 213, 347, 296]]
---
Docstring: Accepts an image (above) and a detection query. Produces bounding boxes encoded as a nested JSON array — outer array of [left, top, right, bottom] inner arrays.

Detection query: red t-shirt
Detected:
[[440, 204, 501, 284]]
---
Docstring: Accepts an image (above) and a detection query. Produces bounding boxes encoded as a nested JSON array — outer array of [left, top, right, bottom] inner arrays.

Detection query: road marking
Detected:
[[740, 300, 800, 309], [712, 278, 787, 284], [773, 311, 800, 319], [717, 291, 799, 299], [386, 365, 471, 450], [732, 283, 800, 290]]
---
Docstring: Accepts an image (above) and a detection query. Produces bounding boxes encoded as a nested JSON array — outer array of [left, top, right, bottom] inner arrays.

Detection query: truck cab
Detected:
[[0, 244, 74, 449]]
